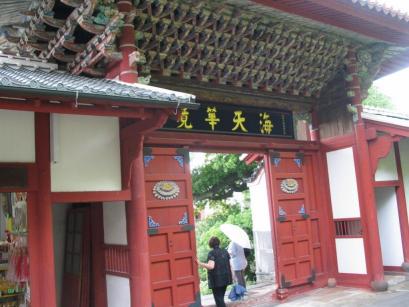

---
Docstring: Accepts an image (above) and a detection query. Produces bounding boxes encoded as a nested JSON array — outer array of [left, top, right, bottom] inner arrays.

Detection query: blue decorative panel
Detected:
[[279, 207, 287, 218], [144, 155, 154, 167], [298, 205, 306, 215], [294, 158, 302, 168], [178, 212, 189, 225], [147, 216, 160, 228], [273, 158, 281, 167], [174, 155, 184, 168]]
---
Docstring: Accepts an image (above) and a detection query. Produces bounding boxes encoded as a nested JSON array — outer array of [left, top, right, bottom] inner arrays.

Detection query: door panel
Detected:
[[269, 152, 316, 288], [144, 147, 199, 307], [62, 207, 91, 307]]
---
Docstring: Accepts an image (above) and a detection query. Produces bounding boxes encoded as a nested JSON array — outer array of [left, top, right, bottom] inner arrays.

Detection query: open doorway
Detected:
[[375, 187, 405, 272], [53, 203, 106, 307], [191, 152, 273, 305]]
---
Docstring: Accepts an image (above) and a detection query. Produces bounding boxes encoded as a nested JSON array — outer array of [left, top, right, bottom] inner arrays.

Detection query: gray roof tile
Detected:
[[0, 64, 197, 108]]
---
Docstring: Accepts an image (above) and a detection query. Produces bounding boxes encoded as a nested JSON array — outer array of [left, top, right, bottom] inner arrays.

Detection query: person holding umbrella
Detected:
[[220, 224, 252, 289], [227, 241, 247, 288], [197, 236, 232, 307]]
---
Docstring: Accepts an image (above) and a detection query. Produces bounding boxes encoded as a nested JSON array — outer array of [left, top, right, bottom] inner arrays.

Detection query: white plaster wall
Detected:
[[375, 147, 398, 181], [51, 114, 121, 192], [0, 110, 35, 162], [248, 171, 272, 232], [400, 139, 409, 223], [106, 275, 130, 307], [103, 201, 127, 245], [375, 187, 404, 266], [326, 147, 361, 219], [52, 203, 71, 307], [335, 238, 367, 274], [248, 170, 275, 280]]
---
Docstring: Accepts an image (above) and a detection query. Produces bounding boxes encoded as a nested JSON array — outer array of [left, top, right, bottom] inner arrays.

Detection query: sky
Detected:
[[372, 0, 409, 114]]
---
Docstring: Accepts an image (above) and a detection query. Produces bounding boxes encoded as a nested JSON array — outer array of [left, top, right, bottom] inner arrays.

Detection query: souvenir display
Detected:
[[0, 192, 29, 306]]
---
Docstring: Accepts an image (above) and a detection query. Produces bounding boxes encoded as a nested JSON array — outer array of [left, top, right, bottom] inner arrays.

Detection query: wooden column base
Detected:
[[276, 288, 289, 300], [371, 280, 388, 292]]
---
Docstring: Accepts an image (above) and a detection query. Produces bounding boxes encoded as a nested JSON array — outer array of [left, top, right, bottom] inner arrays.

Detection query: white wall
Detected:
[[375, 187, 404, 267], [375, 146, 398, 181], [103, 201, 127, 245], [52, 203, 71, 307], [326, 147, 360, 218], [106, 275, 130, 307], [51, 114, 121, 192], [399, 139, 409, 223], [335, 238, 367, 274], [0, 110, 35, 162], [247, 170, 275, 280]]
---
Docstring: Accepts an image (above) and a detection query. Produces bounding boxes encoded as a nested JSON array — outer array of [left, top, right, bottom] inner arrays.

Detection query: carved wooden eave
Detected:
[[68, 14, 124, 75], [39, 0, 94, 60], [60, 0, 82, 8], [133, 0, 353, 99], [1, 0, 122, 76]]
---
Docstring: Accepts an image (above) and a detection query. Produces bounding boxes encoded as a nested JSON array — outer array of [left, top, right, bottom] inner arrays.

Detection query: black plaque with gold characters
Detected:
[[163, 102, 294, 139]]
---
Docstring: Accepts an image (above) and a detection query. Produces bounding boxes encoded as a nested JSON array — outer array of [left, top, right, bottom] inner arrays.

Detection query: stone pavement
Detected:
[[202, 273, 409, 307]]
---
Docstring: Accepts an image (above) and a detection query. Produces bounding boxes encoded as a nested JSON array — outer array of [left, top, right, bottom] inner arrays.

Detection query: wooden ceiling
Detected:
[[0, 0, 407, 102]]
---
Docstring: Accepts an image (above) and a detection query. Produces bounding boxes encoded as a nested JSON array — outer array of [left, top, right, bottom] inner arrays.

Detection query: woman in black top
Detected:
[[197, 236, 233, 307]]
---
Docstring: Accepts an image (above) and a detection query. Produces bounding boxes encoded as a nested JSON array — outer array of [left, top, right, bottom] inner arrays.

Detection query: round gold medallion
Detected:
[[153, 181, 180, 200]]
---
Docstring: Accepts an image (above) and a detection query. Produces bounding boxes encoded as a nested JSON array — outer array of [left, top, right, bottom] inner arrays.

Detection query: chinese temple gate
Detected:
[[1, 0, 409, 307]]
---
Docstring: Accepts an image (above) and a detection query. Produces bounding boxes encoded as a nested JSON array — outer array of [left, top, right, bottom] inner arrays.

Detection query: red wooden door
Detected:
[[144, 147, 200, 307], [62, 207, 91, 307], [268, 152, 316, 288]]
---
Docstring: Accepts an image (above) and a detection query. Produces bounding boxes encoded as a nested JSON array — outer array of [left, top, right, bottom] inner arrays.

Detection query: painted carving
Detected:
[[144, 155, 154, 167], [153, 181, 180, 200], [178, 212, 188, 225], [294, 158, 302, 168], [273, 158, 281, 167], [298, 204, 309, 219], [278, 206, 287, 222], [147, 216, 160, 228], [174, 155, 184, 168], [280, 178, 299, 194]]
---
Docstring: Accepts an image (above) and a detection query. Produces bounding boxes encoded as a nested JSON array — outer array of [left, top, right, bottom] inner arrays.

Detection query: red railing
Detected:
[[104, 244, 130, 277], [334, 219, 362, 237]]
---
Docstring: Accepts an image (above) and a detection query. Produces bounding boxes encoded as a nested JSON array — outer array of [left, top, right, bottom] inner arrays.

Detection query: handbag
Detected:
[[228, 284, 247, 301]]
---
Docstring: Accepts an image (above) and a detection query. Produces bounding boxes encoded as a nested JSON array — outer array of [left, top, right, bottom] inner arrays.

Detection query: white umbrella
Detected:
[[220, 223, 252, 249]]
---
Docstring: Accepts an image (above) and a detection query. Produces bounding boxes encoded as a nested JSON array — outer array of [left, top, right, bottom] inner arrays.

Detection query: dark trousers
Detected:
[[233, 270, 246, 288], [212, 285, 227, 307]]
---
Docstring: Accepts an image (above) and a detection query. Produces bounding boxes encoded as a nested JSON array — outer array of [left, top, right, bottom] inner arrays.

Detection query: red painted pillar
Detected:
[[91, 204, 108, 307], [346, 51, 387, 291], [34, 113, 57, 306], [394, 143, 409, 270], [117, 0, 138, 83], [125, 135, 152, 307]]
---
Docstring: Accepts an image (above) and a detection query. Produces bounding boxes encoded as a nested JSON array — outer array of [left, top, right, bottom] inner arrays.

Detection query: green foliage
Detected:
[[363, 86, 394, 110], [192, 154, 257, 208]]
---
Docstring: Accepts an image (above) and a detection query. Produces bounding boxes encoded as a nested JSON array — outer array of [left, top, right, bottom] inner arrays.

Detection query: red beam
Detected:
[[0, 99, 148, 119], [145, 131, 319, 152], [51, 190, 131, 203]]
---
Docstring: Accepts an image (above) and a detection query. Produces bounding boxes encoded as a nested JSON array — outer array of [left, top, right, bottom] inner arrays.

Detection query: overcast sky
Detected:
[[372, 0, 409, 113]]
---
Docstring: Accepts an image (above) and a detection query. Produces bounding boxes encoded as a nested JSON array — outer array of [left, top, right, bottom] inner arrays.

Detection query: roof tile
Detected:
[[0, 64, 197, 108]]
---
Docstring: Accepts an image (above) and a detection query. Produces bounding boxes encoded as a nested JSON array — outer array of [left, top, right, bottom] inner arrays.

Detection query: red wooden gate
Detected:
[[143, 147, 200, 307], [268, 151, 325, 289]]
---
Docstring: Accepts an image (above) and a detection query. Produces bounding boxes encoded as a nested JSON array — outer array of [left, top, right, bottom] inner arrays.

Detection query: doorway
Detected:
[[375, 187, 405, 271], [53, 203, 106, 307], [143, 145, 329, 305]]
